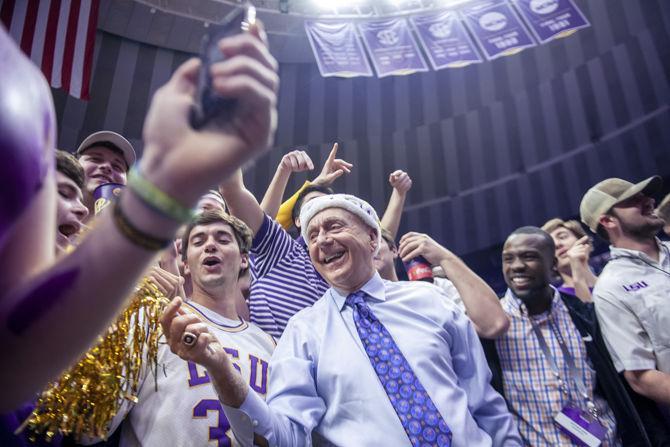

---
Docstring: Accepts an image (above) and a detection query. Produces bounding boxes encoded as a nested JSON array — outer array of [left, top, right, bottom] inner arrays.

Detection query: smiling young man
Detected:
[[54, 150, 89, 252], [162, 194, 521, 446], [580, 177, 670, 413], [75, 131, 136, 218], [490, 226, 668, 446], [102, 211, 275, 446]]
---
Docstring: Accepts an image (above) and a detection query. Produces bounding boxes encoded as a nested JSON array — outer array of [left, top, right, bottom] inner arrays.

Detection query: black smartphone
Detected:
[[190, 5, 256, 129]]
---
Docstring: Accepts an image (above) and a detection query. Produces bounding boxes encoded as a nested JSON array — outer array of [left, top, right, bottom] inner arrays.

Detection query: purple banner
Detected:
[[357, 18, 429, 78], [304, 21, 373, 78], [513, 0, 589, 43], [461, 1, 536, 60], [411, 10, 483, 70]]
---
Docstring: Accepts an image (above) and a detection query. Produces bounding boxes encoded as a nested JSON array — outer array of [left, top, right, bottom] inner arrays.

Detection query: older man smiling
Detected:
[[162, 193, 521, 447]]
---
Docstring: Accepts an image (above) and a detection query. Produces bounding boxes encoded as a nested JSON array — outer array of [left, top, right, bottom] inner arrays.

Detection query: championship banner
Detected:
[[461, 1, 536, 60], [357, 18, 429, 78], [304, 20, 373, 78], [513, 0, 589, 43], [411, 10, 482, 70]]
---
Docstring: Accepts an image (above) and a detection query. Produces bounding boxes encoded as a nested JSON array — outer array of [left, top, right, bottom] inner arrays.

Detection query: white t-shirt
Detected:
[[592, 239, 670, 373], [111, 301, 275, 446]]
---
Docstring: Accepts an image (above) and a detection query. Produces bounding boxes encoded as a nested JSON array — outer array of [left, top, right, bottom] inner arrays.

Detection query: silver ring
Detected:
[[182, 332, 197, 347]]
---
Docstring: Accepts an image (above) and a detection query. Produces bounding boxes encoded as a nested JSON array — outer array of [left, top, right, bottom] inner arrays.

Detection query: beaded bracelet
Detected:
[[112, 200, 172, 251], [128, 168, 195, 224]]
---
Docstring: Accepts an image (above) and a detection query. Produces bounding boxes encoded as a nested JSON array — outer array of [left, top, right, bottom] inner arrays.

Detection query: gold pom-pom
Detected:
[[18, 279, 169, 442]]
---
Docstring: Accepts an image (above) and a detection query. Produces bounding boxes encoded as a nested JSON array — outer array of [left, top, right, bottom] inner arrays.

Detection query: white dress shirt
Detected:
[[223, 273, 521, 446]]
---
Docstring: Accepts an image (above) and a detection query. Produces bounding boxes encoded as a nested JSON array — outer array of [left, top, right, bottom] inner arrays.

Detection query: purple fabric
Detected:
[[0, 402, 61, 446], [460, 1, 536, 60], [304, 21, 373, 78], [411, 10, 483, 69], [357, 18, 429, 78], [513, 0, 589, 43], [557, 286, 593, 297], [0, 26, 56, 250], [7, 268, 80, 335]]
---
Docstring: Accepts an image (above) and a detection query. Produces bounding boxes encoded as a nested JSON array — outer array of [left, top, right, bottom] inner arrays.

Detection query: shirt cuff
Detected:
[[221, 388, 273, 444], [617, 359, 657, 373]]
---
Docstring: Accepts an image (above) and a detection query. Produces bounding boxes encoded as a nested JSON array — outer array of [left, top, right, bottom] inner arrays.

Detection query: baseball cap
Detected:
[[579, 176, 662, 232], [656, 193, 670, 223], [75, 131, 136, 170]]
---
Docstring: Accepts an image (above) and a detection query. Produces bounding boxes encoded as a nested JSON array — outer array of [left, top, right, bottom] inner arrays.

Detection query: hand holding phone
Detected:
[[190, 5, 257, 129]]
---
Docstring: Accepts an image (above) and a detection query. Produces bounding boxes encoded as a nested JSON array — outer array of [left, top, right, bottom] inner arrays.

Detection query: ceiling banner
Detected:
[[304, 20, 374, 78], [411, 10, 483, 70], [513, 0, 590, 43], [357, 18, 429, 78], [460, 1, 536, 60]]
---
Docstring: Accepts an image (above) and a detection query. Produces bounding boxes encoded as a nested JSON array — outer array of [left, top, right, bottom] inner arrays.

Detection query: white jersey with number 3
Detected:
[[114, 301, 275, 447]]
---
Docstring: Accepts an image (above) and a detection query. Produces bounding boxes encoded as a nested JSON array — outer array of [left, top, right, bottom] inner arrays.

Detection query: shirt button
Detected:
[[252, 420, 259, 427]]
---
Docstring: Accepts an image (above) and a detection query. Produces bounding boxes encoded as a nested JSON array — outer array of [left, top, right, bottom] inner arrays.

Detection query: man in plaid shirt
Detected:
[[487, 226, 669, 446]]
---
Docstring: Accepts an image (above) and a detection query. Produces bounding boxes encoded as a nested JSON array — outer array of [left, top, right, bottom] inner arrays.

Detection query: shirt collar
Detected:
[[609, 237, 667, 265], [503, 286, 562, 320], [331, 272, 386, 311]]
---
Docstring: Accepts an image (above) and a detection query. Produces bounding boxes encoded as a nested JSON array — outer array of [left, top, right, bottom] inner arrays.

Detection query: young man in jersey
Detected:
[[105, 211, 275, 445]]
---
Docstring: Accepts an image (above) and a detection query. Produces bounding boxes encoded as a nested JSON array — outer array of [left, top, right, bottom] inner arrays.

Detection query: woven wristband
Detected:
[[112, 201, 172, 251], [128, 168, 195, 224]]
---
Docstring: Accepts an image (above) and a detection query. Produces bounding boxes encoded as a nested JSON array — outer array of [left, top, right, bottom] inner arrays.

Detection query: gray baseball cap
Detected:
[[579, 176, 662, 232], [76, 131, 136, 170]]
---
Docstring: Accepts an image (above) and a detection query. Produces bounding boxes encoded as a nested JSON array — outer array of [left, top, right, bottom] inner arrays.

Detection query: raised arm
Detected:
[[0, 23, 278, 410], [398, 232, 509, 338], [219, 169, 265, 236], [273, 143, 352, 228], [566, 236, 597, 303], [380, 170, 412, 239], [260, 150, 314, 219]]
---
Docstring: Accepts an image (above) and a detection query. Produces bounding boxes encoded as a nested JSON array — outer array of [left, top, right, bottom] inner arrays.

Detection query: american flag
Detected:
[[0, 0, 100, 100]]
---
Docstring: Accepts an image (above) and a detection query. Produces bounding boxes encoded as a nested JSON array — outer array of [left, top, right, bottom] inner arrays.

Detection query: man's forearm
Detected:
[[439, 254, 509, 339], [380, 190, 406, 239], [260, 167, 291, 220], [624, 369, 670, 404], [207, 360, 249, 408], [220, 174, 264, 236], [568, 261, 595, 303]]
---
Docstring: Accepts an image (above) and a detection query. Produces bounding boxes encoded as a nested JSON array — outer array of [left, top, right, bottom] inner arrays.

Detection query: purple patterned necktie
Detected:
[[346, 291, 452, 447]]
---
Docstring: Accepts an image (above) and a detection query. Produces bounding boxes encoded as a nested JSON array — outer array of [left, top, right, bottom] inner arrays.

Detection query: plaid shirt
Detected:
[[495, 288, 620, 446]]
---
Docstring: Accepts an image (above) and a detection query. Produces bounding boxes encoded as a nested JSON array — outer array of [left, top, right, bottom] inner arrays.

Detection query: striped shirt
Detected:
[[249, 215, 329, 338], [495, 288, 619, 446]]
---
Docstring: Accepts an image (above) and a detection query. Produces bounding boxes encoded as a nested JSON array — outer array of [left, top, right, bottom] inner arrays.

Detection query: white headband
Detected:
[[299, 194, 382, 255]]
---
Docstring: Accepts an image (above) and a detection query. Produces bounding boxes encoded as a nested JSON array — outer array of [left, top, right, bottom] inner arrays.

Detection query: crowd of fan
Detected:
[[2, 20, 670, 447]]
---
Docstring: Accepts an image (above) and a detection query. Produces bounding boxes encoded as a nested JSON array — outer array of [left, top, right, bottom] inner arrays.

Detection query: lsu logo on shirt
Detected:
[[622, 281, 649, 292]]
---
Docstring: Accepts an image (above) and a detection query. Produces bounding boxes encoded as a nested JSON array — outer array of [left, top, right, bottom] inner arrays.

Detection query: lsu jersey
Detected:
[[111, 300, 275, 447]]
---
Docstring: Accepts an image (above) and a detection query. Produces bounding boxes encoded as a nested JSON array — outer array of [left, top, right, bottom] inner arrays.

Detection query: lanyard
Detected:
[[529, 315, 601, 418]]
